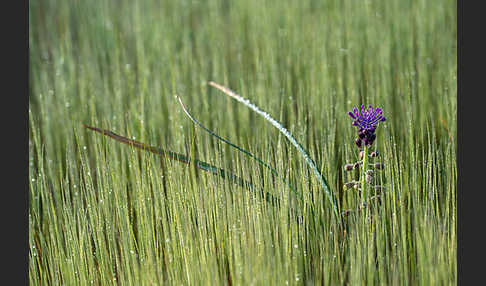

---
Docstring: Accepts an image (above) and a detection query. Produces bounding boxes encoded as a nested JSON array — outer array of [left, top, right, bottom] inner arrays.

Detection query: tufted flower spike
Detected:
[[348, 105, 386, 148]]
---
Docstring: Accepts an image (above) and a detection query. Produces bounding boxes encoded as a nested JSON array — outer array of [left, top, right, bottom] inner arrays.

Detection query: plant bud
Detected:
[[366, 174, 373, 184], [344, 181, 357, 189], [370, 150, 379, 157], [353, 161, 361, 169], [359, 151, 365, 159], [344, 164, 354, 171]]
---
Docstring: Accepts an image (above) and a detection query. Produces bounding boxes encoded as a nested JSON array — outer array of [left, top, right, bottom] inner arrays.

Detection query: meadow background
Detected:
[[29, 0, 457, 284]]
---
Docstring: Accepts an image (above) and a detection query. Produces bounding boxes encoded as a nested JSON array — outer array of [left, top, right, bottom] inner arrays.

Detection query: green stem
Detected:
[[82, 124, 279, 204], [176, 96, 302, 203], [361, 145, 369, 204], [209, 81, 340, 221]]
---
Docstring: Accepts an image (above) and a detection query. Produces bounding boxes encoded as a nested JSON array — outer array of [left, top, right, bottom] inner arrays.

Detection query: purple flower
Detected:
[[348, 105, 386, 148]]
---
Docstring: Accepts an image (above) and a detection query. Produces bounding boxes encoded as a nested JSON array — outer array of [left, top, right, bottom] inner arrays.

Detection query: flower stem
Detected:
[[361, 145, 369, 204]]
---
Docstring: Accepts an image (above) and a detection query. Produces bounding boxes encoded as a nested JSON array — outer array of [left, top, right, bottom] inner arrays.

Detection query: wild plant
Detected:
[[342, 105, 386, 216]]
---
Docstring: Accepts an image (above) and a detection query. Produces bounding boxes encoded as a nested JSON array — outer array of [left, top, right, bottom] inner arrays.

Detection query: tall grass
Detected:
[[29, 0, 456, 284]]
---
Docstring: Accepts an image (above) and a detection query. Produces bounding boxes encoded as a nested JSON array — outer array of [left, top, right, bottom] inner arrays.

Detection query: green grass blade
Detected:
[[176, 95, 303, 203], [208, 82, 340, 220], [82, 124, 278, 204]]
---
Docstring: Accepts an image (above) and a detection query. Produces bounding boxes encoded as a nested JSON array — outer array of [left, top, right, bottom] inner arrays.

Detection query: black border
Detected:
[[6, 0, 29, 284]]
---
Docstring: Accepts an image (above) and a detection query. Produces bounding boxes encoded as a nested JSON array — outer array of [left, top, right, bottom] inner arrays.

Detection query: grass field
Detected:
[[29, 0, 456, 284]]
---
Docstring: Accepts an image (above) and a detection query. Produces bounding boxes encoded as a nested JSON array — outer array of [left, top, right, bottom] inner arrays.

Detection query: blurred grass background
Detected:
[[29, 0, 456, 284]]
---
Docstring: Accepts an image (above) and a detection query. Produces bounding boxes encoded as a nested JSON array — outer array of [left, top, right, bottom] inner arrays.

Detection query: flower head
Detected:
[[348, 105, 386, 148]]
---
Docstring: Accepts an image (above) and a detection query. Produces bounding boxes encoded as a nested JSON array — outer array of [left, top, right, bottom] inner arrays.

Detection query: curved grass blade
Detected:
[[208, 82, 340, 219], [176, 96, 303, 203], [82, 124, 278, 204]]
